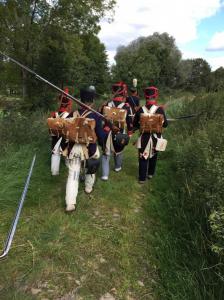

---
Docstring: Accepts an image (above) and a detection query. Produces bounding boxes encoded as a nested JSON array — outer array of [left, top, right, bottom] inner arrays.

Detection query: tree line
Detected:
[[0, 1, 224, 110], [0, 0, 115, 109], [112, 32, 224, 94]]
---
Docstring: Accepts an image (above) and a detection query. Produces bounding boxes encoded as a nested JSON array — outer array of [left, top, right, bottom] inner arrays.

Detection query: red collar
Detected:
[[146, 100, 157, 106], [59, 107, 68, 113], [113, 96, 124, 102]]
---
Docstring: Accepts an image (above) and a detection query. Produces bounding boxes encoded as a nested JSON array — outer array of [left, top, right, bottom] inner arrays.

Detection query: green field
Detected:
[[0, 126, 158, 299], [0, 93, 224, 299]]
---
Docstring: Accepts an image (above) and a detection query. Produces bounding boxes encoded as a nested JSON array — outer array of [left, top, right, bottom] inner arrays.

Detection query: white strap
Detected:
[[73, 111, 80, 118], [118, 102, 125, 109], [60, 112, 70, 119], [149, 105, 158, 114], [81, 110, 92, 118], [107, 101, 125, 109], [73, 110, 92, 120], [52, 137, 62, 154], [142, 106, 148, 114], [108, 101, 114, 107], [129, 96, 135, 107], [142, 105, 158, 114]]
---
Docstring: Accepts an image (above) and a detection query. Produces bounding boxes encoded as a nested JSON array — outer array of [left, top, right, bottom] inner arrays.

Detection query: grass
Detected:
[[0, 122, 157, 299], [146, 93, 224, 300], [1, 92, 223, 299]]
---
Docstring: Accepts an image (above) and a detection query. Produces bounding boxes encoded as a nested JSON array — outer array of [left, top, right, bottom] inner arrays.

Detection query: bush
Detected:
[[151, 92, 224, 299], [0, 110, 49, 155]]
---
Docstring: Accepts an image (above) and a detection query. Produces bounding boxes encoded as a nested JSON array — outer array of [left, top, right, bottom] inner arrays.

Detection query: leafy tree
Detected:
[[0, 0, 115, 105], [187, 58, 211, 92], [81, 34, 111, 93], [210, 67, 224, 92], [176, 59, 194, 89], [112, 32, 182, 91]]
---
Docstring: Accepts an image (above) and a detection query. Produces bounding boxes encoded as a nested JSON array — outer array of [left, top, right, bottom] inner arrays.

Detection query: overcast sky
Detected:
[[98, 0, 224, 70]]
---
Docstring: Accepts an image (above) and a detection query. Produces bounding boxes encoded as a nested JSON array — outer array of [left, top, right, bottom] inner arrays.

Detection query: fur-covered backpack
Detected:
[[47, 110, 97, 144], [63, 117, 97, 144], [103, 102, 127, 129], [140, 105, 164, 134]]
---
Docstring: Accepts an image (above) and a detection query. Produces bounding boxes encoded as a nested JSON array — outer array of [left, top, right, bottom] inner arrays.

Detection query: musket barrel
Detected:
[[0, 155, 36, 260], [0, 51, 106, 120]]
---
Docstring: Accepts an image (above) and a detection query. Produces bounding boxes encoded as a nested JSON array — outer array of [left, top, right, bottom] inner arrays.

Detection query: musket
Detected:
[[167, 113, 200, 122], [1, 52, 200, 124], [0, 51, 107, 121], [0, 155, 36, 260]]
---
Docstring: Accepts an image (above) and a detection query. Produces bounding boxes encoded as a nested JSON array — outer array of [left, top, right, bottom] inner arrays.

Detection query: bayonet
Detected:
[[0, 155, 36, 260]]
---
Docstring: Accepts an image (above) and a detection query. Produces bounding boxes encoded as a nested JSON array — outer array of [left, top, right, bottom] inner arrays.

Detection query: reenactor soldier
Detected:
[[133, 86, 168, 183], [49, 87, 72, 176], [100, 81, 133, 181], [126, 87, 140, 118], [64, 87, 103, 212]]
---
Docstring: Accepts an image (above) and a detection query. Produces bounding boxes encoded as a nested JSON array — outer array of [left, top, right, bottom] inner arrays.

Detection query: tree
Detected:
[[186, 58, 211, 92], [176, 59, 194, 89], [112, 32, 182, 91], [81, 34, 111, 93], [0, 0, 115, 105], [210, 67, 224, 92]]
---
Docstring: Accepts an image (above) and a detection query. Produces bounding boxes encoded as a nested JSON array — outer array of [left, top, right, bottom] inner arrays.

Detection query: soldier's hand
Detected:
[[128, 130, 133, 137]]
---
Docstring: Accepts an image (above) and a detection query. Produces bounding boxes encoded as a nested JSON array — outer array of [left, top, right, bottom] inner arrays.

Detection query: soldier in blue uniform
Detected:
[[133, 86, 168, 183], [100, 82, 133, 181], [64, 87, 105, 212], [126, 87, 140, 118]]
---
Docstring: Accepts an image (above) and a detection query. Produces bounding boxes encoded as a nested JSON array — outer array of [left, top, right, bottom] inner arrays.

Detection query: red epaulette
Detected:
[[50, 111, 56, 118]]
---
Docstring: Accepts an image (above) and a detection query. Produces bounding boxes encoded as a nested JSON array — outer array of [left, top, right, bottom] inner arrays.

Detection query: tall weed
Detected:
[[150, 92, 224, 299], [0, 110, 49, 155]]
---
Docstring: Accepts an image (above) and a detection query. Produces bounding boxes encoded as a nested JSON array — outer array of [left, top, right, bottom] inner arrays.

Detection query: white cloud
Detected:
[[207, 56, 224, 70], [206, 31, 224, 51], [181, 49, 224, 71], [181, 50, 203, 60], [106, 50, 117, 65], [99, 0, 222, 68]]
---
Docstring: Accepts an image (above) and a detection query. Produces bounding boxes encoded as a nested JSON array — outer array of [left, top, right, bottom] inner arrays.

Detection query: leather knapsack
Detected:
[[140, 105, 164, 134], [103, 102, 127, 129], [63, 117, 97, 144]]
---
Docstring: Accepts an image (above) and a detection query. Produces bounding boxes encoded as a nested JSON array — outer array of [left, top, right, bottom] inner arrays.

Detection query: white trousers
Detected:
[[65, 159, 96, 208], [65, 157, 81, 207], [51, 153, 61, 175], [51, 137, 62, 176]]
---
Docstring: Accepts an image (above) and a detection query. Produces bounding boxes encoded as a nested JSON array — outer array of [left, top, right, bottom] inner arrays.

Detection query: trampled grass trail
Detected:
[[0, 134, 161, 299]]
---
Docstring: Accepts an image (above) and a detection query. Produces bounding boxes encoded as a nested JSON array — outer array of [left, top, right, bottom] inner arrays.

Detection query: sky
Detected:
[[98, 0, 224, 71]]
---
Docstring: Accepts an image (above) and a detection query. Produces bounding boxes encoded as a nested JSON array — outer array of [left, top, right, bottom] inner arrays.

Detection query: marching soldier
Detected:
[[100, 81, 133, 181], [50, 87, 72, 176], [133, 86, 168, 183], [64, 87, 103, 212], [126, 87, 140, 118]]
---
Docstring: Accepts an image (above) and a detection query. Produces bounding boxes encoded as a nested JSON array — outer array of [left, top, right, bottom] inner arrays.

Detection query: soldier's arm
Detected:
[[157, 107, 168, 128], [133, 108, 141, 131], [125, 104, 133, 132]]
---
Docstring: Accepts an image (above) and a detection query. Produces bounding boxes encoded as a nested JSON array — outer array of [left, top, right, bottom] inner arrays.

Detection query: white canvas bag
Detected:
[[155, 136, 167, 151]]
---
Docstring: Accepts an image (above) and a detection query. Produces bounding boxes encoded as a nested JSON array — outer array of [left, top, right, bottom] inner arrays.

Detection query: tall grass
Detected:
[[1, 93, 223, 298], [0, 106, 156, 299], [148, 92, 224, 299], [0, 110, 49, 155]]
